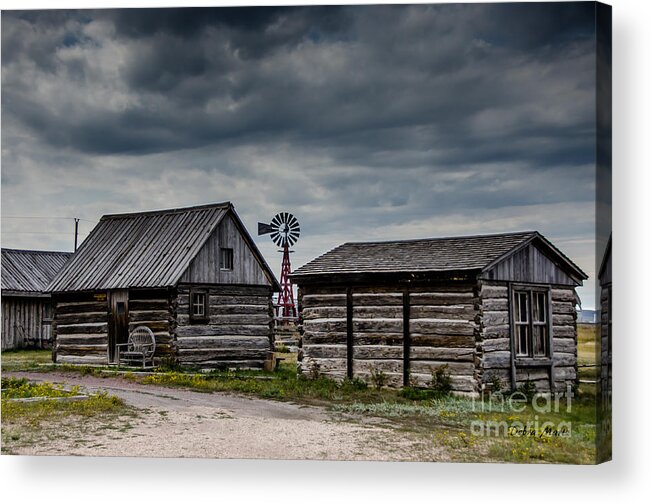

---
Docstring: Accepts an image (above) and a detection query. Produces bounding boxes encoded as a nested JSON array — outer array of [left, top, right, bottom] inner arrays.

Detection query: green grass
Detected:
[[1, 377, 82, 399], [577, 323, 598, 366], [1, 349, 53, 371]]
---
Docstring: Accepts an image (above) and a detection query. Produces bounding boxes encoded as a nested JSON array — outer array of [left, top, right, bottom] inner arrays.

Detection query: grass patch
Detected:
[[577, 323, 598, 366], [1, 349, 53, 371], [1, 378, 130, 454], [1, 377, 81, 399]]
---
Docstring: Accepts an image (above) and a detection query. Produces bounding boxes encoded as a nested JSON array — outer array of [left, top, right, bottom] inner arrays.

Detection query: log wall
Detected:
[[128, 289, 174, 358], [53, 294, 109, 365], [352, 288, 404, 387], [1, 296, 53, 350], [299, 283, 479, 393], [174, 284, 273, 368], [408, 284, 478, 393], [298, 287, 348, 380], [599, 286, 612, 393], [477, 280, 578, 392]]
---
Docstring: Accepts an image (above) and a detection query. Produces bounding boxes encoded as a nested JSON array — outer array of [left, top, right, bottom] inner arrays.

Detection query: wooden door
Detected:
[[108, 290, 129, 363]]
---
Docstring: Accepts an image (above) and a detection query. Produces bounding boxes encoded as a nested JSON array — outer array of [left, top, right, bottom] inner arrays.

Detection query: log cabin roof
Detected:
[[47, 202, 279, 292], [291, 231, 588, 283], [1, 248, 72, 295]]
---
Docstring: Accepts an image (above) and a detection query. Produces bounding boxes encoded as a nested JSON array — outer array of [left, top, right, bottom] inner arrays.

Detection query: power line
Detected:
[[1, 216, 95, 223], [1, 231, 89, 236]]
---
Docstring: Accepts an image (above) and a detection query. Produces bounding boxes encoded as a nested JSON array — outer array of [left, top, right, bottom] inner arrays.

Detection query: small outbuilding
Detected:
[[47, 202, 279, 368], [291, 231, 588, 395], [1, 248, 72, 350]]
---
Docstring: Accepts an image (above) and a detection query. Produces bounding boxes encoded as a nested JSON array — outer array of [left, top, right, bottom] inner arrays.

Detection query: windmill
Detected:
[[258, 212, 300, 321]]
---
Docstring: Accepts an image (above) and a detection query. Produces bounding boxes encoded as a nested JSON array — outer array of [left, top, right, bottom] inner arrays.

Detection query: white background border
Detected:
[[1, 0, 648, 502]]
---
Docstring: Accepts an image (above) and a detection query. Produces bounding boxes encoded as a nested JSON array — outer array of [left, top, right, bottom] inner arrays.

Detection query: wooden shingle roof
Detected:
[[47, 202, 278, 292], [292, 231, 587, 281], [1, 249, 72, 295]]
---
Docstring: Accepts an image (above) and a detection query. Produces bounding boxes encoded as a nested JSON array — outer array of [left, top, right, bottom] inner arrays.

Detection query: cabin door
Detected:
[[108, 289, 129, 363]]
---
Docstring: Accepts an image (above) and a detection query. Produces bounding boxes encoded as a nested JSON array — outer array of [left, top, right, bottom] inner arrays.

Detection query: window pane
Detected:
[[516, 325, 529, 356], [192, 293, 205, 316], [516, 292, 528, 322], [533, 292, 546, 323], [220, 248, 233, 270], [533, 325, 547, 356]]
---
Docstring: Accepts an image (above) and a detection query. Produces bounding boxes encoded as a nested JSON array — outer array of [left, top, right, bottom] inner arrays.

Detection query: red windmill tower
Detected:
[[258, 212, 300, 322]]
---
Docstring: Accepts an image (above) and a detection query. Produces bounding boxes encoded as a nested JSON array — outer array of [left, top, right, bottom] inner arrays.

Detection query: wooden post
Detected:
[[346, 287, 353, 380], [403, 290, 410, 387], [508, 283, 517, 392], [74, 218, 79, 252]]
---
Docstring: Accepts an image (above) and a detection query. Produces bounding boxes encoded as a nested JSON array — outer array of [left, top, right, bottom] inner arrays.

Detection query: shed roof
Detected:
[[291, 231, 587, 281], [1, 249, 73, 294], [47, 202, 278, 292]]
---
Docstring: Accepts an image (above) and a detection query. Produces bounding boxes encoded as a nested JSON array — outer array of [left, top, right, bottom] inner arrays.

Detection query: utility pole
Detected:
[[74, 218, 79, 251]]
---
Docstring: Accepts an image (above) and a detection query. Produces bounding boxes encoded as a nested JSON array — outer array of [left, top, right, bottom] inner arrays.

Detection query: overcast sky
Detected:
[[1, 3, 601, 308]]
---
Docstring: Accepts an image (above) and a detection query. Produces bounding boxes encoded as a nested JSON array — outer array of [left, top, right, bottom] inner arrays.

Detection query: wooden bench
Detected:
[[116, 326, 156, 369]]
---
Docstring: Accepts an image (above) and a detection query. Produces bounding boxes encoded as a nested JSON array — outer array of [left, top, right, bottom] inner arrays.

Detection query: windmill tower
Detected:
[[258, 212, 300, 322]]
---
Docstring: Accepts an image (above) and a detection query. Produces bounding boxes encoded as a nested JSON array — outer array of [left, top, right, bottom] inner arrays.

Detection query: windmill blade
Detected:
[[288, 214, 298, 228], [258, 222, 274, 236], [271, 213, 282, 228]]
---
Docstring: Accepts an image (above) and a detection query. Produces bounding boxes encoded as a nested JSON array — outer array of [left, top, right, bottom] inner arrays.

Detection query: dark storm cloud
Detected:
[[2, 3, 595, 161]]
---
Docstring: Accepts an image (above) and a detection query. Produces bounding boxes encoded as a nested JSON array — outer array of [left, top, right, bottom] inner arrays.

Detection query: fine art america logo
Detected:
[[469, 385, 574, 438]]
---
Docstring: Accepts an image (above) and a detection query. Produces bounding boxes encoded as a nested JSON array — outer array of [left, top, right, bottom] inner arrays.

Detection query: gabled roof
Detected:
[[1, 249, 73, 294], [291, 231, 588, 282], [47, 202, 279, 292]]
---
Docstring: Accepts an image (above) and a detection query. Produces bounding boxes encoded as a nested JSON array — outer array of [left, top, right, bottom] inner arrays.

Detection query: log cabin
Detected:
[[46, 202, 280, 368], [290, 231, 588, 395], [1, 248, 72, 350], [598, 235, 612, 395]]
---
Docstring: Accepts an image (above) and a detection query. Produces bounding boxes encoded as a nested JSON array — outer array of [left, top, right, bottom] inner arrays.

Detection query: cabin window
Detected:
[[220, 247, 234, 270], [512, 287, 550, 359], [190, 291, 209, 323], [42, 302, 53, 325]]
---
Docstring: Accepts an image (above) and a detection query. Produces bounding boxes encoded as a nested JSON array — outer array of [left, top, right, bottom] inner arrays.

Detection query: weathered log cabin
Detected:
[[47, 202, 280, 368], [291, 231, 588, 395], [1, 248, 72, 350], [598, 235, 612, 393]]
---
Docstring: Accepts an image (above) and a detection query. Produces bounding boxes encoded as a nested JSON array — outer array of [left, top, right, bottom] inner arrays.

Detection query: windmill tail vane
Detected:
[[258, 212, 300, 322]]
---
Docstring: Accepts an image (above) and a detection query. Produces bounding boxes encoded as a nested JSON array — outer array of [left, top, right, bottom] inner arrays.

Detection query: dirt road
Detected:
[[3, 371, 447, 461]]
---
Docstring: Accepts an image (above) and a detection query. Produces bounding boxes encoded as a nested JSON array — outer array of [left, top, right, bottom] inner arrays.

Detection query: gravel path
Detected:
[[3, 371, 448, 461]]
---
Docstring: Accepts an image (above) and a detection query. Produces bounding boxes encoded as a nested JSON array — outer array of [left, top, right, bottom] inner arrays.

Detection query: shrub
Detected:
[[157, 354, 181, 372], [430, 365, 452, 395], [308, 360, 321, 380], [369, 368, 388, 389], [487, 373, 503, 394], [517, 380, 537, 401], [342, 377, 368, 391]]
